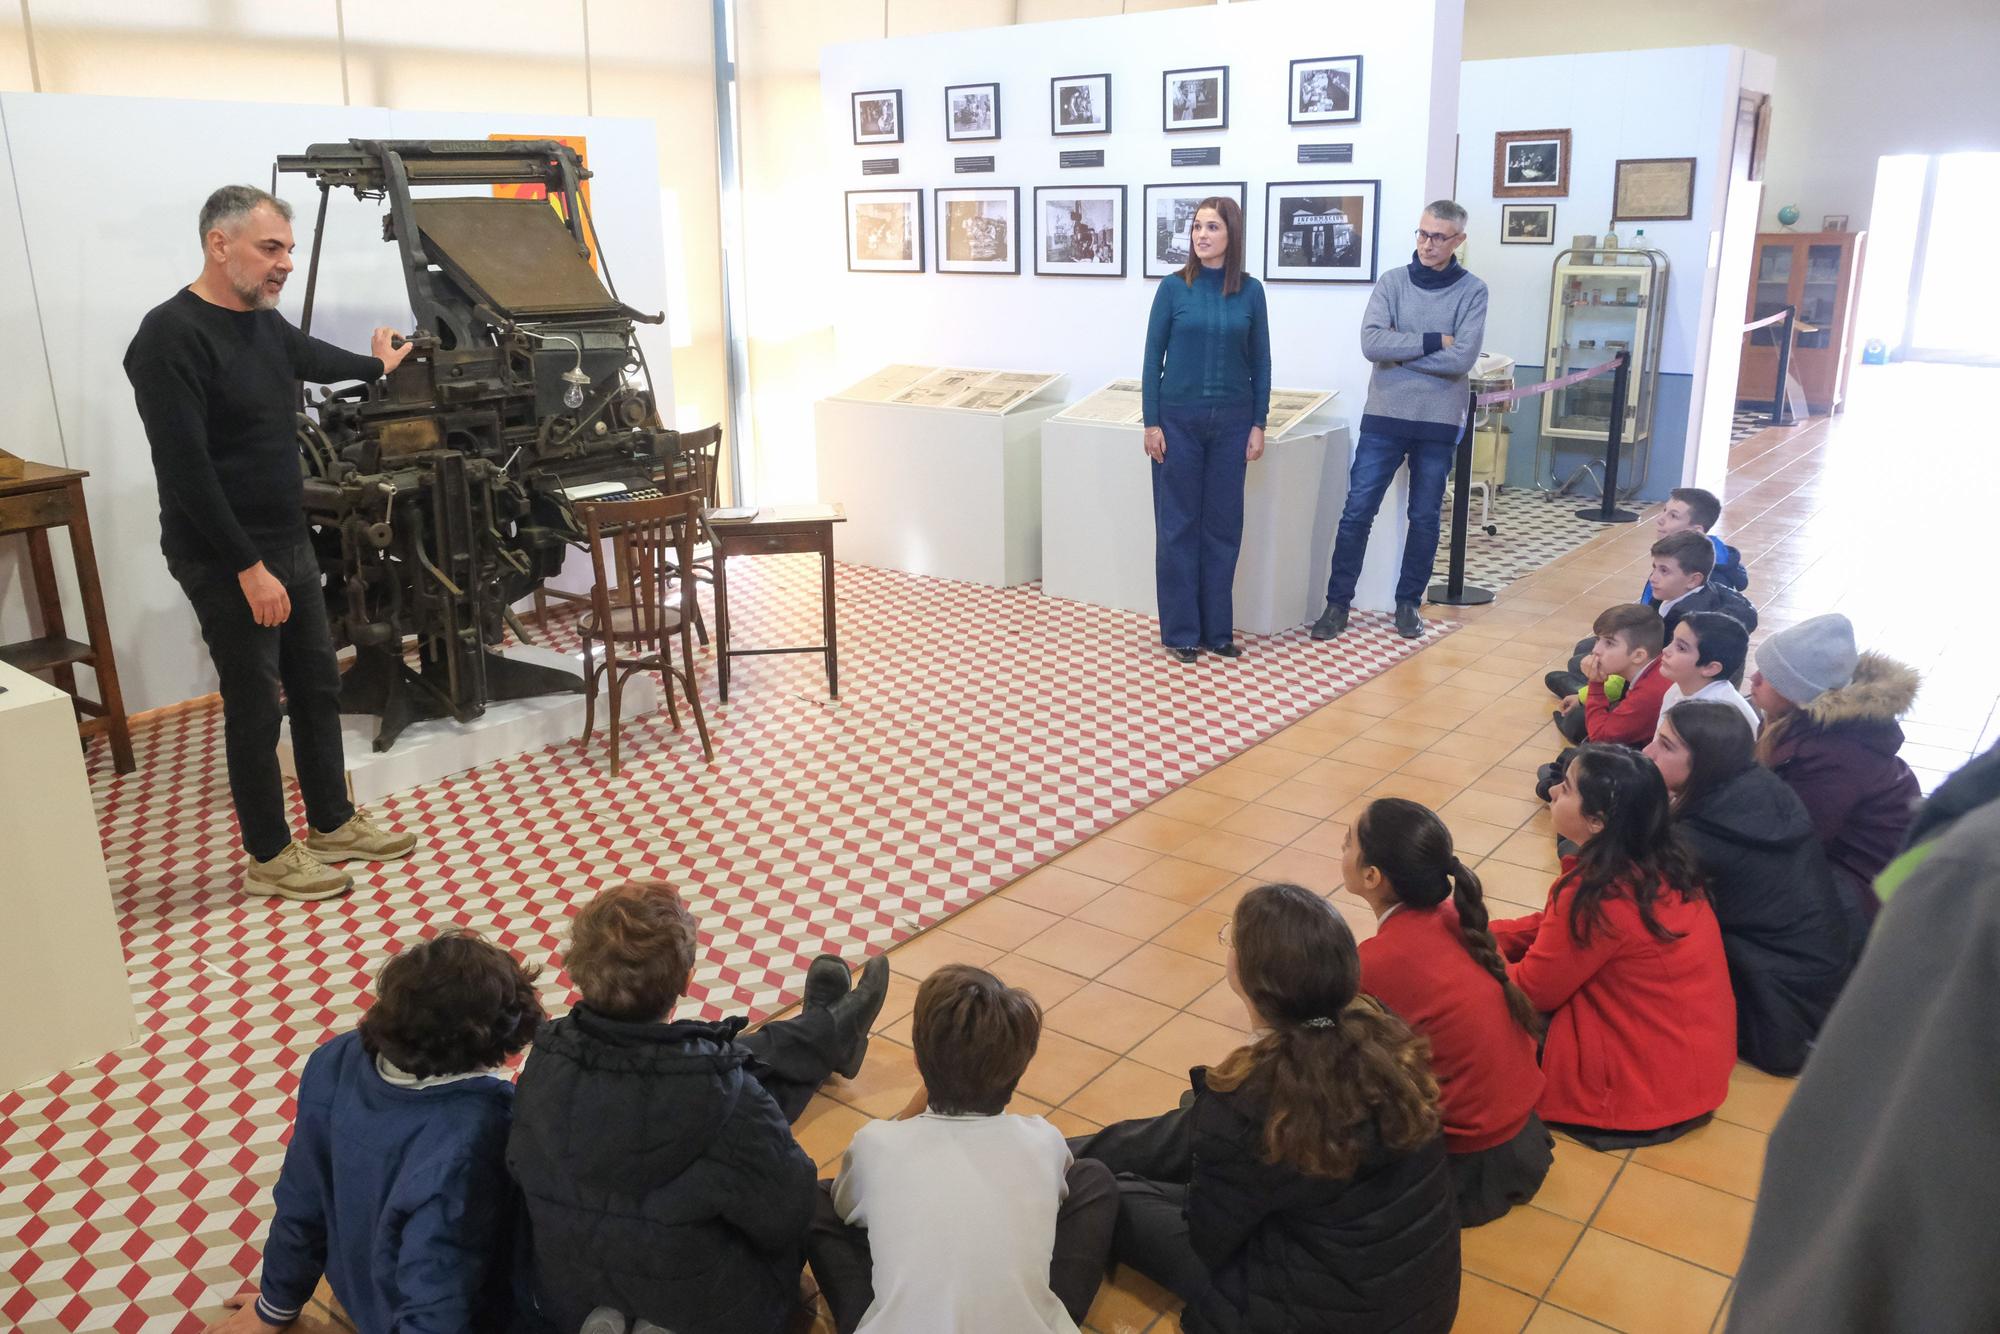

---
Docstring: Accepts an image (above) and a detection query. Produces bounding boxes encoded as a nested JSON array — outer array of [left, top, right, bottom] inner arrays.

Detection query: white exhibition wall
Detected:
[[804, 0, 1466, 505], [0, 92, 673, 713]]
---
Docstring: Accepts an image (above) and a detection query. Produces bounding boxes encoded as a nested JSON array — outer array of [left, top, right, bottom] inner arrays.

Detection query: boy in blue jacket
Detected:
[[204, 931, 545, 1334]]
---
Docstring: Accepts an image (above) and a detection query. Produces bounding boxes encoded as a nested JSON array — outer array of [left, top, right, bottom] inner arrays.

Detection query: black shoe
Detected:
[[1170, 646, 1200, 663], [1545, 669, 1586, 699], [803, 954, 852, 1012], [1308, 601, 1349, 640], [1394, 602, 1425, 638], [827, 955, 891, 1079], [1208, 642, 1243, 658]]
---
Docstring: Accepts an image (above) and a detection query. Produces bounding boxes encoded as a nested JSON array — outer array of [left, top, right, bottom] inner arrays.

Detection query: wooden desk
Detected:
[[705, 504, 845, 703], [0, 462, 133, 773]]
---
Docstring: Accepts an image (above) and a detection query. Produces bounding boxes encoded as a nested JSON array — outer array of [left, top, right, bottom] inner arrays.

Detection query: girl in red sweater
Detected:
[[1492, 744, 1737, 1149], [1348, 798, 1553, 1226]]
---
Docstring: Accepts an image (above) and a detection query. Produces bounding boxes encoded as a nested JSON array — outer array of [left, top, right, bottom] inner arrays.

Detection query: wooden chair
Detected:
[[661, 423, 725, 645], [577, 489, 713, 772]]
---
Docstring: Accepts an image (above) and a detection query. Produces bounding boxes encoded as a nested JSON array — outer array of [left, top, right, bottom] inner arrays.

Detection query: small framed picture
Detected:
[[1034, 184, 1126, 277], [1493, 128, 1571, 198], [944, 83, 1000, 142], [1264, 180, 1379, 283], [1162, 65, 1228, 133], [935, 187, 1019, 275], [845, 189, 923, 273], [1822, 214, 1849, 232], [1612, 157, 1696, 222], [851, 90, 904, 145], [1051, 74, 1111, 136], [1288, 55, 1361, 126], [1501, 203, 1556, 244], [1142, 182, 1247, 278]]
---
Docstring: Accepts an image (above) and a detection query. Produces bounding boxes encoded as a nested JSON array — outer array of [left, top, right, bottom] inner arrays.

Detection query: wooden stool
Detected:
[[0, 460, 134, 773]]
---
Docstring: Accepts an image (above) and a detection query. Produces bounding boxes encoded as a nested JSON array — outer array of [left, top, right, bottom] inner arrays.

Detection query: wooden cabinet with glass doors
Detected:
[[1737, 230, 1866, 414]]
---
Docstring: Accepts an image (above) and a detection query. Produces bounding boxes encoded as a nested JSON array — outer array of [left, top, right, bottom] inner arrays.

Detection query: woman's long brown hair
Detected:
[[1205, 883, 1440, 1180], [1176, 195, 1247, 295]]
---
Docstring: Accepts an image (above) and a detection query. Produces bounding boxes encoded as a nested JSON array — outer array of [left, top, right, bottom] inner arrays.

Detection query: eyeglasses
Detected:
[[1415, 228, 1460, 246], [1217, 920, 1234, 949]]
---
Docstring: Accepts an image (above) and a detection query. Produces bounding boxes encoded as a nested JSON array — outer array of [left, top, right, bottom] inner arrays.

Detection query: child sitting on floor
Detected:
[[1071, 883, 1460, 1334], [1346, 798, 1553, 1227], [206, 930, 545, 1334], [1547, 602, 1669, 750], [1495, 745, 1737, 1150], [808, 964, 1117, 1334], [507, 881, 889, 1334], [1656, 612, 1760, 737], [1645, 487, 1749, 598], [1648, 530, 1758, 642]]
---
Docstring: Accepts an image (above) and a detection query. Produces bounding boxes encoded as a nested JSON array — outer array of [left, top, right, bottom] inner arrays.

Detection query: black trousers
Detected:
[[806, 1159, 1119, 1334], [166, 539, 353, 861], [737, 1007, 845, 1123]]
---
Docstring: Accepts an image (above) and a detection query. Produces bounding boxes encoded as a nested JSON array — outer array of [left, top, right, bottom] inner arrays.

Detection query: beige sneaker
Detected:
[[306, 808, 419, 864], [246, 842, 355, 901]]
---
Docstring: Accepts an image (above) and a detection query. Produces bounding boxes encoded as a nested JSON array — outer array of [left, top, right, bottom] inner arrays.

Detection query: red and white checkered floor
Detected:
[[2, 556, 1447, 1332]]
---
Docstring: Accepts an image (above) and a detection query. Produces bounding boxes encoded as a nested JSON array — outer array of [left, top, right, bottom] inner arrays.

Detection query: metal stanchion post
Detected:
[[1576, 353, 1639, 523], [1428, 387, 1496, 607], [1770, 305, 1797, 427]]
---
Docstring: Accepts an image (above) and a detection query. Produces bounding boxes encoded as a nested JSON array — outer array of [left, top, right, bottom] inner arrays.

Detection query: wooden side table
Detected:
[[704, 503, 845, 703], [0, 462, 134, 773]]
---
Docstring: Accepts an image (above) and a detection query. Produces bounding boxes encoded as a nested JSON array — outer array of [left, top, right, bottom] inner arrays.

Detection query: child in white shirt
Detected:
[[1656, 612, 1760, 738]]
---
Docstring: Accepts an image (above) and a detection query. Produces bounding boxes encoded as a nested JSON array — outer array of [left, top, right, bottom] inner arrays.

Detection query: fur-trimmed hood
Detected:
[[1803, 652, 1921, 728]]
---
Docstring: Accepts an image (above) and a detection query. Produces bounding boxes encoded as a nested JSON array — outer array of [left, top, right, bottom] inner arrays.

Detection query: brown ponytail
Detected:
[[1205, 883, 1440, 1179], [1355, 798, 1542, 1039]]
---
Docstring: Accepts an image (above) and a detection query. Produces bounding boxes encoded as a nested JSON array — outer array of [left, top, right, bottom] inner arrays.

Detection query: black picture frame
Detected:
[[851, 89, 905, 145], [1500, 203, 1556, 244], [1287, 55, 1362, 126], [944, 82, 1001, 142], [1262, 179, 1380, 284], [1032, 184, 1128, 277], [1051, 73, 1112, 137], [1140, 181, 1248, 279], [1162, 65, 1228, 133], [935, 186, 1021, 275], [844, 188, 925, 273]]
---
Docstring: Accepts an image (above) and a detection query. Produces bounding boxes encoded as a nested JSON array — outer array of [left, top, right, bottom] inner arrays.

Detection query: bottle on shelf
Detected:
[[1628, 228, 1647, 262], [1603, 224, 1620, 257]]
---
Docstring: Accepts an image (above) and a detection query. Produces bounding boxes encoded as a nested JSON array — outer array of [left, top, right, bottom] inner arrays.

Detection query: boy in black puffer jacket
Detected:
[[508, 881, 888, 1334]]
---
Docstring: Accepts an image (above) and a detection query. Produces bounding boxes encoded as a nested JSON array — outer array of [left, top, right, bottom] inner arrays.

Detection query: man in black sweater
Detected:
[[125, 184, 418, 901]]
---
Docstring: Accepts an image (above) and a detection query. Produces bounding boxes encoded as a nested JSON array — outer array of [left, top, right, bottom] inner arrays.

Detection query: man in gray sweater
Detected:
[[1311, 200, 1487, 639]]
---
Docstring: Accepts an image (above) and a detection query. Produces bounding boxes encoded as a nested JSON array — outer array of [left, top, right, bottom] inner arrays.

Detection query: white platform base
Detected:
[[813, 393, 1067, 587], [281, 644, 659, 806]]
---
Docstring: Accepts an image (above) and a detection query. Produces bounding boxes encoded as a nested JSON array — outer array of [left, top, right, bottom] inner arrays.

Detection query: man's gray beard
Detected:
[[234, 281, 281, 311]]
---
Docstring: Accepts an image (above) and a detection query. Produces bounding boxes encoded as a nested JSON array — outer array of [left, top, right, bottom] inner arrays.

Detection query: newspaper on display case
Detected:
[[833, 365, 1063, 413]]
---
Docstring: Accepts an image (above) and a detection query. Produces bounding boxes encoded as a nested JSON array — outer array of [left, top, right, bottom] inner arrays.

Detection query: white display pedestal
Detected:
[[1041, 416, 1412, 631], [813, 389, 1068, 587], [0, 660, 135, 1092], [281, 644, 658, 806]]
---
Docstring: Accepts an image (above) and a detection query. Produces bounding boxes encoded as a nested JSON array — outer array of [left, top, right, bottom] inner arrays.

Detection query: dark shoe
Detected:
[[1545, 669, 1586, 699], [1208, 642, 1243, 658], [828, 955, 891, 1079], [1170, 646, 1200, 663], [581, 1310, 628, 1334], [1308, 601, 1349, 640], [1394, 602, 1425, 638], [803, 954, 852, 1011]]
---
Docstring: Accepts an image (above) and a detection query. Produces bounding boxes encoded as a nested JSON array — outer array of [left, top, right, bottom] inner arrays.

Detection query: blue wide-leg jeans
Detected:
[[1152, 401, 1254, 649], [1322, 430, 1455, 608]]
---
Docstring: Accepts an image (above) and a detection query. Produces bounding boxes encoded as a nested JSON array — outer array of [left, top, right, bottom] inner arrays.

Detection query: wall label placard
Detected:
[[1297, 143, 1355, 165], [1059, 149, 1106, 169], [953, 155, 996, 174], [1170, 146, 1222, 168], [861, 158, 900, 176]]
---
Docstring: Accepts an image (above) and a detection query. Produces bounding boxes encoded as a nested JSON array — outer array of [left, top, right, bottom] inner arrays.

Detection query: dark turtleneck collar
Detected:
[[1407, 250, 1469, 290]]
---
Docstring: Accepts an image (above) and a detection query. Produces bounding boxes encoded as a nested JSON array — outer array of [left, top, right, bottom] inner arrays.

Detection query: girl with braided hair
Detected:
[[1346, 798, 1554, 1226], [1069, 882, 1460, 1333]]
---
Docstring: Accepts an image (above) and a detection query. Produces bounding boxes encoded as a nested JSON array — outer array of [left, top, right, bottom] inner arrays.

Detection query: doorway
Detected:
[[1859, 151, 2000, 365]]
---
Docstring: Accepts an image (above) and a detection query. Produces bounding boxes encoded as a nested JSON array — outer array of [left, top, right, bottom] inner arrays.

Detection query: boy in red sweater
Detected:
[[1545, 602, 1670, 766]]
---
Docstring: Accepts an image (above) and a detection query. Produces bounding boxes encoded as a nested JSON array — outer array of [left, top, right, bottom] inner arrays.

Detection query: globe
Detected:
[[1777, 204, 1800, 226]]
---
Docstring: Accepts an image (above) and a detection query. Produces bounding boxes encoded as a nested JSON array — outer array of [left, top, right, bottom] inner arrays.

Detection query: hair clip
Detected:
[[1302, 1016, 1336, 1029]]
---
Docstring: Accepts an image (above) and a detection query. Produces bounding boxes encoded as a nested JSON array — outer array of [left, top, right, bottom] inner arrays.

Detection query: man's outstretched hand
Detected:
[[372, 328, 414, 374]]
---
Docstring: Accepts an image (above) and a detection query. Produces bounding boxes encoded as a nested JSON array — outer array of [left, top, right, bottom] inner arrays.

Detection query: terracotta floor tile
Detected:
[[1257, 778, 1354, 819], [1399, 750, 1495, 786], [1452, 1273, 1540, 1333], [1149, 907, 1233, 964], [886, 928, 1002, 981], [878, 1010, 915, 1046], [1249, 845, 1344, 894], [1215, 802, 1320, 846], [1364, 772, 1467, 808], [1593, 1162, 1756, 1275], [1715, 1064, 1796, 1134], [1014, 918, 1147, 978], [1015, 1029, 1121, 1106], [1543, 1229, 1730, 1334], [1096, 943, 1224, 1008], [822, 1037, 922, 1118], [1631, 1118, 1768, 1200], [1175, 827, 1282, 874], [1003, 864, 1116, 916], [1442, 788, 1545, 830], [1189, 764, 1284, 801], [1045, 1108, 1102, 1138], [1533, 1136, 1623, 1222], [1326, 688, 1405, 718], [1006, 1092, 1054, 1118], [1044, 981, 1179, 1052], [1074, 884, 1196, 939], [1442, 815, 1516, 858], [1228, 746, 1317, 779], [1331, 736, 1422, 769], [1389, 695, 1484, 728], [1289, 816, 1353, 860], [1199, 874, 1262, 916], [1360, 718, 1452, 751], [1147, 787, 1247, 827], [793, 1094, 873, 1170], [1056, 838, 1162, 883], [1100, 810, 1203, 854], [871, 969, 922, 1033], [988, 953, 1095, 1009], [1458, 711, 1546, 745], [1081, 1265, 1177, 1334], [1124, 855, 1240, 904], [1428, 730, 1526, 764], [1458, 1203, 1583, 1296], [939, 897, 1066, 951], [1472, 858, 1556, 912], [1491, 829, 1562, 874], [1185, 978, 1254, 1031], [1521, 1306, 1618, 1333], [1294, 756, 1391, 795], [1472, 766, 1549, 800], [1261, 724, 1348, 757], [1064, 1060, 1192, 1126], [1128, 1011, 1251, 1077], [1453, 666, 1536, 695]]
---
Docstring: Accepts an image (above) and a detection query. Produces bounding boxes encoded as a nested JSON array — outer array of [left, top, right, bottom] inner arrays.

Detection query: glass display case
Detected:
[[1539, 247, 1669, 496], [1738, 231, 1866, 413]]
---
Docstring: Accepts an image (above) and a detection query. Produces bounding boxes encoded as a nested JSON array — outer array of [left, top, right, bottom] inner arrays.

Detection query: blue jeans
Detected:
[[1152, 401, 1254, 648], [1323, 430, 1456, 608]]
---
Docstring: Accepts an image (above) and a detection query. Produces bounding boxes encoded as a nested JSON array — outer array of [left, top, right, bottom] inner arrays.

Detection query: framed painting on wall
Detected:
[[1501, 203, 1556, 244], [945, 83, 1000, 142], [851, 90, 904, 145], [1034, 184, 1126, 277], [846, 189, 924, 273], [1141, 182, 1247, 278], [1612, 157, 1697, 221], [935, 187, 1020, 274], [1493, 128, 1571, 198], [1162, 65, 1228, 133], [1288, 55, 1361, 126], [1051, 74, 1112, 136], [1263, 180, 1379, 283]]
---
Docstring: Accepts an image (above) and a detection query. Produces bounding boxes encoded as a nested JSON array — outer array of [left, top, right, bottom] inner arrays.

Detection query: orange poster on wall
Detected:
[[487, 133, 596, 269]]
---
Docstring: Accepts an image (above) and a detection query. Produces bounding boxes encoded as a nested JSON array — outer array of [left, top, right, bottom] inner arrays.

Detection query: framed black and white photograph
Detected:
[[851, 90, 904, 145], [1034, 184, 1126, 277], [945, 83, 1000, 142], [1263, 180, 1379, 283], [1823, 214, 1849, 232], [1612, 156, 1696, 222], [1051, 73, 1112, 136], [1142, 182, 1246, 279], [935, 187, 1019, 274], [1162, 66, 1228, 133], [1493, 128, 1571, 198], [845, 189, 924, 273], [1288, 55, 1361, 126], [1501, 203, 1556, 244]]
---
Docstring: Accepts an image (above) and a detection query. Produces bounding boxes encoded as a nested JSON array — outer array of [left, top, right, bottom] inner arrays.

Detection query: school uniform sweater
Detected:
[[1140, 264, 1272, 428], [1359, 904, 1545, 1154], [1584, 657, 1671, 746], [1357, 253, 1489, 443], [1493, 862, 1736, 1132]]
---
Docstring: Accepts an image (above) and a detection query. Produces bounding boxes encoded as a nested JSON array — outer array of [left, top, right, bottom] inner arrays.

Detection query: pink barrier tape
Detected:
[[1742, 309, 1791, 333], [1474, 357, 1621, 408]]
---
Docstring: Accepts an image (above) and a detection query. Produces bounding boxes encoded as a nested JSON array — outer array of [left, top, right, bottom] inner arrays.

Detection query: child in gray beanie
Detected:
[[1752, 613, 1858, 706]]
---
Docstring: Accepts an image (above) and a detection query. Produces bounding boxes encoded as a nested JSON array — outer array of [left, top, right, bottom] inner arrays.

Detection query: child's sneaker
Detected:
[[245, 842, 354, 901], [306, 808, 417, 863]]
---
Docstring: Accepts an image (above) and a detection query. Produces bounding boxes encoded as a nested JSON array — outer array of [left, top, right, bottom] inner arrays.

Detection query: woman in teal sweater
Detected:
[[1141, 196, 1272, 661]]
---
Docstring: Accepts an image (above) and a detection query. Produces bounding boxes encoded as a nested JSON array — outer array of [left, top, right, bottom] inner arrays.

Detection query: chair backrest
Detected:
[[578, 489, 702, 647], [671, 423, 724, 506]]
